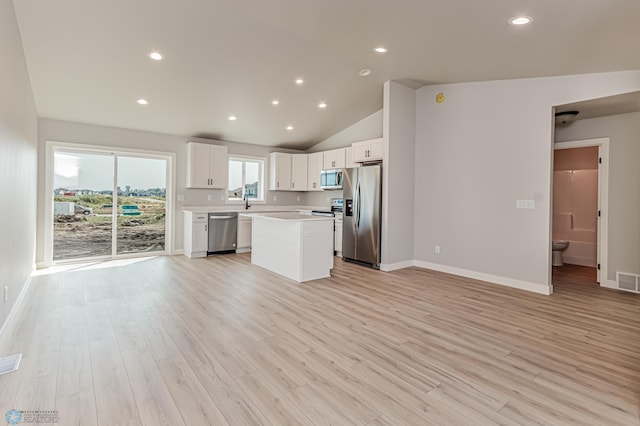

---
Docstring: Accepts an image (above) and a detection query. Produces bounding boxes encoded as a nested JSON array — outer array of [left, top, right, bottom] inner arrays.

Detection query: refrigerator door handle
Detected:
[[356, 184, 361, 229]]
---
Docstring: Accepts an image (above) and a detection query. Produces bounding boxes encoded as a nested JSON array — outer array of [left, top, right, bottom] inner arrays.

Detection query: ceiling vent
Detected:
[[555, 110, 580, 126]]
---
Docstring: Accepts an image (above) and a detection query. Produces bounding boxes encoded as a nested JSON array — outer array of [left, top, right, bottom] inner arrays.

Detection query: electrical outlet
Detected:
[[177, 194, 184, 202], [207, 195, 212, 201], [273, 195, 277, 202], [296, 196, 301, 202], [4, 286, 7, 302], [434, 245, 441, 254]]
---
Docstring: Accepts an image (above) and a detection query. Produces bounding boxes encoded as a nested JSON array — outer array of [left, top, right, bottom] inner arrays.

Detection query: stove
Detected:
[[311, 198, 343, 217]]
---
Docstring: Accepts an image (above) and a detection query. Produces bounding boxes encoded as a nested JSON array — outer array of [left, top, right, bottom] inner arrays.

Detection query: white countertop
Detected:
[[242, 212, 334, 222], [181, 205, 327, 213]]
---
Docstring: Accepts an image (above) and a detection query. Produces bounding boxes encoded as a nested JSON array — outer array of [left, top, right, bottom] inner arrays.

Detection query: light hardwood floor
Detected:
[[1, 254, 639, 425]]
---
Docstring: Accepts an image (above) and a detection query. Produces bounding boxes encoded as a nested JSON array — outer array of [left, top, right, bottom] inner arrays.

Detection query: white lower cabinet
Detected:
[[184, 212, 208, 258], [237, 215, 252, 252], [334, 217, 343, 256]]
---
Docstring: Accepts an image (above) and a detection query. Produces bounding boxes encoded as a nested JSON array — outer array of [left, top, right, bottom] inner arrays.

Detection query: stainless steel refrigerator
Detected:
[[342, 165, 382, 269]]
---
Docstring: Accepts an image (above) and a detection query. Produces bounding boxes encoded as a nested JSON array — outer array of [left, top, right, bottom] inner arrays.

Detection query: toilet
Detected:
[[552, 240, 569, 266]]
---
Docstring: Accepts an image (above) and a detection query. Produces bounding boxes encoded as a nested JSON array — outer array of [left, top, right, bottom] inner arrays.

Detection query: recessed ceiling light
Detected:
[[318, 102, 327, 109], [136, 99, 148, 105], [374, 47, 387, 53], [295, 78, 304, 85], [359, 68, 372, 77], [149, 52, 163, 61], [272, 100, 280, 105], [286, 125, 294, 131], [228, 115, 237, 121], [509, 16, 533, 26]]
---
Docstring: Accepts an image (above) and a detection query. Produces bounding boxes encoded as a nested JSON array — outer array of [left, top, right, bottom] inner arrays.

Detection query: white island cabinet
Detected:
[[249, 212, 333, 282]]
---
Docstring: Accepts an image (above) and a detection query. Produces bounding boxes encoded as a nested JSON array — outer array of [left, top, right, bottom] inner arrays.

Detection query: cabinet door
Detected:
[[209, 145, 229, 189], [186, 142, 212, 188], [345, 147, 360, 169], [351, 141, 369, 163], [333, 148, 346, 168], [237, 219, 252, 249], [307, 152, 323, 191], [323, 150, 335, 169], [270, 152, 292, 190], [193, 222, 208, 253], [368, 139, 383, 161], [291, 154, 308, 191], [334, 220, 343, 253]]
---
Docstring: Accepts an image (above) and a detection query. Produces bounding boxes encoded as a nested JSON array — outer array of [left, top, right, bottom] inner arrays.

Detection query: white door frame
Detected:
[[553, 138, 611, 287], [43, 141, 176, 266]]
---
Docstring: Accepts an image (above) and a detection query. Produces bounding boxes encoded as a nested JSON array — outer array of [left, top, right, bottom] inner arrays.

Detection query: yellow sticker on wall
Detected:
[[436, 93, 445, 104]]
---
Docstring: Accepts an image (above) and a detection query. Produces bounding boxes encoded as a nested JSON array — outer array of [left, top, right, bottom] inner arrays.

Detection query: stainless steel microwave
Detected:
[[320, 169, 343, 190]]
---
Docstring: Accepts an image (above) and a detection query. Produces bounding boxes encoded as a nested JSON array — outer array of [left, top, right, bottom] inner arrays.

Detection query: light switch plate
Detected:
[[516, 200, 535, 209], [177, 194, 184, 202]]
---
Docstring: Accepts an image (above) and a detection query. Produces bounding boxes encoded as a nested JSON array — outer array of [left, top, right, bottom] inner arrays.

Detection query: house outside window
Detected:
[[228, 156, 265, 202]]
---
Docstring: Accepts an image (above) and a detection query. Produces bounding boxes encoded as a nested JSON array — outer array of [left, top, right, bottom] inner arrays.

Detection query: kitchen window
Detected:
[[228, 156, 265, 202]]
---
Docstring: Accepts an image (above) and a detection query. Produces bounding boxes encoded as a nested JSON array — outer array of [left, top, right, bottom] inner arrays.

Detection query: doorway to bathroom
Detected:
[[552, 138, 609, 287]]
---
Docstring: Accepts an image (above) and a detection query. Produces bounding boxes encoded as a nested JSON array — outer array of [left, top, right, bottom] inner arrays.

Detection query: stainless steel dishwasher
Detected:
[[208, 212, 238, 255]]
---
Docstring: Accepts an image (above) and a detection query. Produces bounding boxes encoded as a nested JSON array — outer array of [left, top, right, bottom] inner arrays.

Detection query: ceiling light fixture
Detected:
[[295, 78, 304, 85], [286, 125, 294, 131], [149, 52, 163, 61], [272, 100, 280, 105], [374, 47, 387, 53], [228, 115, 237, 121], [136, 99, 148, 105], [318, 102, 327, 109], [554, 110, 579, 125], [509, 16, 533, 26], [359, 68, 372, 77]]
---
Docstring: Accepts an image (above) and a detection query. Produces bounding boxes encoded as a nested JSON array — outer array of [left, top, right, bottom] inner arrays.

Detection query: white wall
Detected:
[[413, 70, 640, 294], [36, 118, 307, 262], [381, 81, 416, 268], [307, 110, 382, 153], [555, 111, 640, 280], [0, 0, 38, 328]]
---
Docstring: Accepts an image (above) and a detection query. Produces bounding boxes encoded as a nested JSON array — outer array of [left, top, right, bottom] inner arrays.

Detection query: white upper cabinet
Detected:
[[186, 142, 228, 189], [291, 154, 308, 191], [307, 152, 323, 191], [351, 138, 383, 163], [323, 148, 346, 169], [269, 152, 292, 190], [345, 147, 360, 169]]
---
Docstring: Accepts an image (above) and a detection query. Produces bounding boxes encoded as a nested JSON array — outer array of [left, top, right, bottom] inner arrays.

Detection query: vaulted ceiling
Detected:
[[13, 0, 640, 149]]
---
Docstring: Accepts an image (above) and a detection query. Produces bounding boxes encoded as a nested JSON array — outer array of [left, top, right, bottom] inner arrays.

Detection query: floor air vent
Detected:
[[0, 353, 22, 376], [616, 272, 640, 293]]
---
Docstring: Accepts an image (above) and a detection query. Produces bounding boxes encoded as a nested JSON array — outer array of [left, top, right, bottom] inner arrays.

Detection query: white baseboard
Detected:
[[563, 256, 597, 268], [236, 248, 251, 254], [413, 260, 553, 295], [0, 271, 34, 338], [171, 249, 184, 256], [380, 260, 415, 272], [35, 261, 50, 269]]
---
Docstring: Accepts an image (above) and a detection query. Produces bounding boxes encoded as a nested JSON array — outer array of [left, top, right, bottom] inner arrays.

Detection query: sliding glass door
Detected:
[[116, 156, 167, 255], [52, 148, 169, 262]]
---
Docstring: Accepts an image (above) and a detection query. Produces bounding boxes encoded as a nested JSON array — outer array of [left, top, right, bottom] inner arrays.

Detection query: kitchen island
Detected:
[[244, 212, 334, 282]]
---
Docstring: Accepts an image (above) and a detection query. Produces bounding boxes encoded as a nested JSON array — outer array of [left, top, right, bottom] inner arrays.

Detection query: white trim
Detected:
[[0, 272, 34, 337], [380, 260, 414, 272], [553, 138, 609, 286], [414, 260, 553, 295], [227, 155, 267, 204], [171, 249, 184, 256], [45, 141, 176, 265]]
